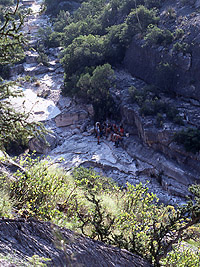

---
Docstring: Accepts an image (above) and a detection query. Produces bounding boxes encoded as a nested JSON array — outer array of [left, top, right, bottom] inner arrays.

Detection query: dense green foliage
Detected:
[[161, 244, 200, 266], [44, 0, 82, 16], [41, 0, 192, 122], [0, 155, 199, 266], [42, 0, 180, 120], [174, 128, 200, 153], [144, 25, 173, 46], [76, 63, 116, 119], [0, 1, 24, 64]]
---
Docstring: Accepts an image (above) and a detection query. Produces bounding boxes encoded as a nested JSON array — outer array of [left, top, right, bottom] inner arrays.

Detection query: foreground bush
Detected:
[[1, 155, 198, 266], [161, 243, 200, 267]]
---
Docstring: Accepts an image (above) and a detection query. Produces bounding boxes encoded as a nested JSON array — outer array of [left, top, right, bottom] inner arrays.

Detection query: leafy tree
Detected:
[[61, 21, 93, 47], [77, 63, 115, 120], [73, 0, 106, 22], [0, 1, 25, 64], [61, 34, 105, 76], [125, 5, 159, 34], [53, 10, 70, 32], [144, 24, 174, 46], [0, 0, 45, 150]]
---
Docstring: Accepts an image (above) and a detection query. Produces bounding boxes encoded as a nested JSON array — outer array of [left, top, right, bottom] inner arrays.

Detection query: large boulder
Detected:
[[0, 218, 152, 267], [10, 64, 24, 77], [25, 51, 39, 64], [24, 63, 49, 76], [28, 133, 57, 154], [55, 105, 94, 127]]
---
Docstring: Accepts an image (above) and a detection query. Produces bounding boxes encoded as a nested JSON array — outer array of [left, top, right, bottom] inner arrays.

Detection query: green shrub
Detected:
[[174, 128, 200, 153], [1, 150, 200, 266], [10, 156, 65, 219], [139, 98, 167, 116], [36, 44, 49, 66], [144, 24, 174, 46], [174, 28, 184, 39], [128, 85, 147, 106], [37, 26, 60, 48], [172, 42, 189, 53], [105, 23, 127, 61], [140, 99, 156, 115], [125, 5, 159, 34], [44, 0, 78, 16], [161, 244, 200, 267], [53, 10, 70, 32], [0, 191, 13, 218], [164, 7, 176, 20]]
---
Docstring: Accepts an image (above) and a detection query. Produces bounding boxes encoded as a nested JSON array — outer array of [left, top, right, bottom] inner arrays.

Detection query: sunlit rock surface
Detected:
[[8, 0, 196, 207]]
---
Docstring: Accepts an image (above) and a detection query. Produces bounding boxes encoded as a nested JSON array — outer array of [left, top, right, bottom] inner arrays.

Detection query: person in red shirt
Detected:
[[119, 125, 124, 137]]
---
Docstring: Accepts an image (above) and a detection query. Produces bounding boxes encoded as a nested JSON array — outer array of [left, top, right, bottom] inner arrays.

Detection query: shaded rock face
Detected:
[[29, 133, 57, 154], [196, 0, 200, 8], [10, 64, 24, 76], [111, 70, 200, 190], [124, 13, 200, 101], [0, 218, 152, 267]]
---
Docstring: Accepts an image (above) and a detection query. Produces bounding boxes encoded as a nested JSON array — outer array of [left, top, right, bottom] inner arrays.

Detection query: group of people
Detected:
[[94, 121, 125, 147]]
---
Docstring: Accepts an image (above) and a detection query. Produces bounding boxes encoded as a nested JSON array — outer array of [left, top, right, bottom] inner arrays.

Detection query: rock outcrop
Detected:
[[29, 132, 57, 154], [111, 70, 200, 193], [0, 218, 152, 267], [124, 3, 200, 101], [55, 104, 94, 128]]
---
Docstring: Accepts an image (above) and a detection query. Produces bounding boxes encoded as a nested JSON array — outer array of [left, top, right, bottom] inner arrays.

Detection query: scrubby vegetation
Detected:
[[128, 85, 184, 126], [1, 155, 200, 266]]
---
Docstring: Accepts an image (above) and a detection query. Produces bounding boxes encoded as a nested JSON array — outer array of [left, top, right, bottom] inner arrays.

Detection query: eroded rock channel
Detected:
[[9, 0, 200, 206]]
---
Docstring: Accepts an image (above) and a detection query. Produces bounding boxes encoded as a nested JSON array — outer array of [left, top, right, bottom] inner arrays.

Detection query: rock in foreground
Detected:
[[0, 218, 152, 267]]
